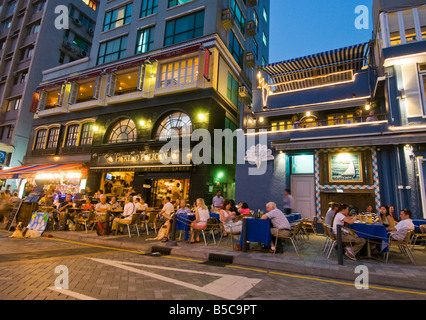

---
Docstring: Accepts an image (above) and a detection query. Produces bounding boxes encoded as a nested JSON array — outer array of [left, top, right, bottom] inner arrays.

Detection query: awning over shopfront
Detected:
[[0, 163, 83, 179], [262, 43, 370, 92]]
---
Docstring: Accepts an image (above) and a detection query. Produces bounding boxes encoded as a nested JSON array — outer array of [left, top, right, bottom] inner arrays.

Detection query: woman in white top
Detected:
[[219, 199, 243, 234], [190, 198, 210, 243]]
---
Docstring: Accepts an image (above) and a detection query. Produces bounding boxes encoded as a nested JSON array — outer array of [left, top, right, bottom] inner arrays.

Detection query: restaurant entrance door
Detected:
[[291, 175, 315, 218]]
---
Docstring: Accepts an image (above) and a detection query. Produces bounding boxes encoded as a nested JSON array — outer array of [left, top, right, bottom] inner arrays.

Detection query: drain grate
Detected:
[[150, 246, 172, 256], [203, 253, 234, 267]]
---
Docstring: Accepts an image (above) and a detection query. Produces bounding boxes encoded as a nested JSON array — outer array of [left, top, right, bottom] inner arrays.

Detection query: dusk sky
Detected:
[[269, 0, 374, 63]]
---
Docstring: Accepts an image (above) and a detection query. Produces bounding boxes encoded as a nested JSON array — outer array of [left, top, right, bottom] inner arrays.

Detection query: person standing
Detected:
[[283, 189, 293, 215], [212, 191, 224, 210], [262, 202, 291, 253]]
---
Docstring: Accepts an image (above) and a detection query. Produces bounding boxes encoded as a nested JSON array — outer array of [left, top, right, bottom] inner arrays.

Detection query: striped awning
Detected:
[[263, 42, 370, 81], [0, 163, 83, 179]]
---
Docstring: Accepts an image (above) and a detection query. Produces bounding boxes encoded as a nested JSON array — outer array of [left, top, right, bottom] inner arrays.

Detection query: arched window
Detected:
[[155, 112, 192, 140], [107, 118, 137, 144]]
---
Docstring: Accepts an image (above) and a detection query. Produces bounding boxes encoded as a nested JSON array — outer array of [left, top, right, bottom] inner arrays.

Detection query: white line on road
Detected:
[[48, 287, 98, 300]]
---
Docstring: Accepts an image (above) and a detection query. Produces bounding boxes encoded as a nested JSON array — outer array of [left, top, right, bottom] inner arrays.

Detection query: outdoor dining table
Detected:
[[239, 218, 272, 252], [175, 212, 222, 242], [349, 222, 389, 259], [412, 219, 426, 233], [286, 213, 302, 223]]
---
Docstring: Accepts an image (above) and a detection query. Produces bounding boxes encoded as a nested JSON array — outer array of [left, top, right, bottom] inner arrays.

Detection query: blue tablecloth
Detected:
[[412, 219, 426, 233], [349, 223, 389, 252], [286, 213, 302, 223], [239, 218, 272, 249]]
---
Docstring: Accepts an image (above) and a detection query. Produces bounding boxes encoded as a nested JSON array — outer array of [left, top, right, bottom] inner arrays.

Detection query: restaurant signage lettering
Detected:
[[95, 151, 177, 166]]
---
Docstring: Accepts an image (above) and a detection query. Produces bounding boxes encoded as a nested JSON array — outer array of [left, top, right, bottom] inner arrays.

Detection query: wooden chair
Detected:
[[386, 229, 416, 265], [273, 222, 303, 256], [115, 213, 141, 238]]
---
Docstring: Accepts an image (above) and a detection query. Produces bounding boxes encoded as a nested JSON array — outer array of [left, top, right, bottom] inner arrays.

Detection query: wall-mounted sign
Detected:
[[245, 144, 274, 169], [328, 152, 363, 183], [0, 151, 6, 164]]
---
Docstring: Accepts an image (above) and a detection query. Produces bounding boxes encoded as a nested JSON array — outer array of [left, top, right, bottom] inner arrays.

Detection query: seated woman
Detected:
[[190, 198, 210, 243], [378, 205, 395, 229], [219, 199, 243, 234], [239, 202, 251, 216], [81, 197, 95, 218]]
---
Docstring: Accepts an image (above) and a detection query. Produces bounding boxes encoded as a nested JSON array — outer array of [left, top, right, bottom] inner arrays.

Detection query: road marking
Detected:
[[89, 257, 261, 300], [228, 265, 426, 296], [48, 287, 98, 300]]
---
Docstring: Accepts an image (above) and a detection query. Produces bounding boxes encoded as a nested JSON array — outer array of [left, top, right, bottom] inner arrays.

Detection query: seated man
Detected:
[[261, 202, 291, 253], [109, 196, 122, 211], [176, 200, 192, 214], [111, 196, 136, 232], [95, 195, 111, 224], [332, 204, 365, 260], [387, 209, 414, 241], [57, 194, 74, 230]]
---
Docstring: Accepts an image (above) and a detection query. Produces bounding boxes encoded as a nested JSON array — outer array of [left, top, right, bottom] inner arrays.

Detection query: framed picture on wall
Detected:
[[328, 152, 363, 183]]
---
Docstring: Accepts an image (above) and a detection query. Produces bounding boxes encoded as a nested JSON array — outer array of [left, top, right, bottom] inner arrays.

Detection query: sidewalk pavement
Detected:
[[5, 224, 426, 291]]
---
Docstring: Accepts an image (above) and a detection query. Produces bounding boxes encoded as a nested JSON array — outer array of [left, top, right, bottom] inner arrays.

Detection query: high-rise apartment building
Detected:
[[0, 0, 98, 190], [11, 0, 270, 204]]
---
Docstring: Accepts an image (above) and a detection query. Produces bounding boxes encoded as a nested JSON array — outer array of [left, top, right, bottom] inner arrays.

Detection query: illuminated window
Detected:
[[230, 0, 245, 34], [107, 118, 137, 144], [65, 124, 79, 147], [34, 129, 47, 150], [159, 57, 199, 88], [156, 112, 192, 140], [103, 3, 132, 31], [227, 73, 238, 106], [81, 0, 97, 11], [80, 122, 94, 146], [136, 26, 154, 54], [388, 12, 401, 46], [46, 127, 60, 149], [402, 9, 416, 43]]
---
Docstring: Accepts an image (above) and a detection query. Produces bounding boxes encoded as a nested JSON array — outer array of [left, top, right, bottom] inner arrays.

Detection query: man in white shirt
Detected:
[[159, 197, 175, 221], [112, 196, 136, 232], [95, 195, 111, 223], [262, 202, 291, 253], [387, 209, 415, 241], [212, 191, 224, 209]]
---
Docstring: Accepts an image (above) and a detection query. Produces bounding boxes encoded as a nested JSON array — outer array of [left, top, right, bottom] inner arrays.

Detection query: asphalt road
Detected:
[[1, 235, 425, 306]]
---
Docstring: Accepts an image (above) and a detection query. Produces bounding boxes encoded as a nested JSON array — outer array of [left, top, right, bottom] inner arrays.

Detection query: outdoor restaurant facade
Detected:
[[235, 0, 426, 220], [6, 0, 270, 205]]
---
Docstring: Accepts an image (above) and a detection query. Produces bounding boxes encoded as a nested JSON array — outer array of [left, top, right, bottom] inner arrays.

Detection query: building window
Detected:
[[164, 10, 204, 46], [156, 112, 192, 140], [103, 3, 132, 31], [229, 31, 244, 67], [136, 26, 154, 54], [6, 98, 21, 111], [168, 0, 193, 7], [262, 32, 268, 47], [227, 72, 238, 106], [230, 0, 245, 34], [80, 122, 94, 146], [65, 124, 79, 147], [46, 127, 60, 149], [271, 121, 292, 131], [388, 12, 401, 46], [419, 64, 426, 116], [81, 0, 97, 11], [141, 0, 158, 18], [159, 57, 199, 88], [107, 118, 137, 144], [34, 129, 47, 150], [97, 36, 128, 65], [263, 7, 268, 23]]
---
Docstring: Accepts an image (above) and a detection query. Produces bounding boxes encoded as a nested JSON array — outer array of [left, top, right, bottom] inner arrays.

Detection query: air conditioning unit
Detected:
[[87, 28, 94, 35], [63, 40, 72, 49], [74, 18, 81, 26], [78, 49, 87, 57], [246, 20, 256, 37], [248, 0, 257, 7], [238, 86, 249, 98], [245, 52, 256, 68], [221, 9, 234, 31]]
